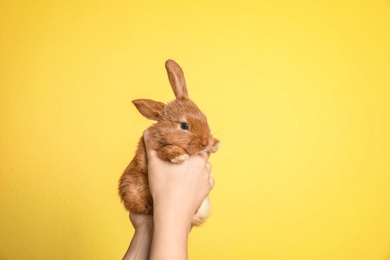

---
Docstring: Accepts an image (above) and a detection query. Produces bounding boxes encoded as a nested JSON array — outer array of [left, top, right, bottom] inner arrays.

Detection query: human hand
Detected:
[[129, 213, 153, 232], [144, 130, 215, 228], [123, 213, 153, 260]]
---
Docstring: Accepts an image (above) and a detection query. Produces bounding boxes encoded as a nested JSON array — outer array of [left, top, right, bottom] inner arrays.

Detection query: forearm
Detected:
[[149, 205, 192, 260], [123, 224, 153, 260]]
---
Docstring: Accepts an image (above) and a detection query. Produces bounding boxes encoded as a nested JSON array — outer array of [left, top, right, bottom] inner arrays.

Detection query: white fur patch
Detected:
[[192, 197, 211, 226], [171, 154, 189, 163], [210, 141, 221, 153]]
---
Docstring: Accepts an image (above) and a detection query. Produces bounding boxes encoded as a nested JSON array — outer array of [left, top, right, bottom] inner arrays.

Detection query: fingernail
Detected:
[[143, 130, 149, 140]]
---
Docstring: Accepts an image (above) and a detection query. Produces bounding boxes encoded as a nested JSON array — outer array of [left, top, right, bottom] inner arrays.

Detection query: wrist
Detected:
[[154, 205, 192, 234], [124, 219, 153, 260], [150, 205, 190, 260], [136, 220, 154, 235]]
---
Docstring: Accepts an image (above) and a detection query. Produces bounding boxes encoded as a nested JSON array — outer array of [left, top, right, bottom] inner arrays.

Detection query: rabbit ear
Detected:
[[132, 99, 165, 121], [165, 59, 189, 100]]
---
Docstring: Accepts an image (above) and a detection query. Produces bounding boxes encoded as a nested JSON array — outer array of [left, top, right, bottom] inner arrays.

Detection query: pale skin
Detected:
[[123, 131, 215, 260]]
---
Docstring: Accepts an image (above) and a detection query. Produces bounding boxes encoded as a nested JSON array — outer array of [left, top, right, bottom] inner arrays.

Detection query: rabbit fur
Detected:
[[119, 59, 220, 226]]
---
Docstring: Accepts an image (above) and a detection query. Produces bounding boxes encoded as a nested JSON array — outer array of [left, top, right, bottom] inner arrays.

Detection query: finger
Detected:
[[205, 162, 213, 179], [197, 150, 210, 161], [209, 177, 215, 190], [205, 162, 212, 172], [143, 130, 150, 149], [143, 130, 157, 160]]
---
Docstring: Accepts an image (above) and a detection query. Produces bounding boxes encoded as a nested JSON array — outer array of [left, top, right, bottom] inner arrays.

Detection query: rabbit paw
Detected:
[[158, 145, 188, 163], [210, 141, 221, 153], [171, 154, 190, 163]]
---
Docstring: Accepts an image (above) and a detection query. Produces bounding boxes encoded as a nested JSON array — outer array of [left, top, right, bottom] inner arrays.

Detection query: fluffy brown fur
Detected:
[[119, 60, 220, 226]]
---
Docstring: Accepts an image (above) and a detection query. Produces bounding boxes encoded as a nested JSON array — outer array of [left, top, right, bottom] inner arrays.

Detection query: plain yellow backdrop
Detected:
[[1, 1, 390, 259]]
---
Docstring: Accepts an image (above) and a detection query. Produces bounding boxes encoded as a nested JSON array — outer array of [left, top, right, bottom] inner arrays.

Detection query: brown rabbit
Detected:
[[119, 59, 220, 226]]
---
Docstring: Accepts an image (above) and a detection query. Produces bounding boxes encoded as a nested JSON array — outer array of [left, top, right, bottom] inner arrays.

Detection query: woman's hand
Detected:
[[129, 213, 153, 232], [144, 130, 215, 260], [147, 147, 214, 226], [122, 213, 153, 260]]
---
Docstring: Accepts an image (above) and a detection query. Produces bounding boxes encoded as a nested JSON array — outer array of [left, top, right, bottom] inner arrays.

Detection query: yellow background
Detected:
[[1, 1, 390, 259]]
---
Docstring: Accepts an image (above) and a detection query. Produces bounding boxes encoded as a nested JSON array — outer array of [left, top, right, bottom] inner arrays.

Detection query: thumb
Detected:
[[143, 130, 157, 161]]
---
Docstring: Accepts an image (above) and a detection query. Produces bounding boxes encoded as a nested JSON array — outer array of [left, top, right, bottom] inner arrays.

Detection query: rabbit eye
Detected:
[[180, 122, 189, 130]]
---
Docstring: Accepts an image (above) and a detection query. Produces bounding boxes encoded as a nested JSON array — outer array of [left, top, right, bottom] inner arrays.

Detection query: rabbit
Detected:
[[118, 59, 220, 227]]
